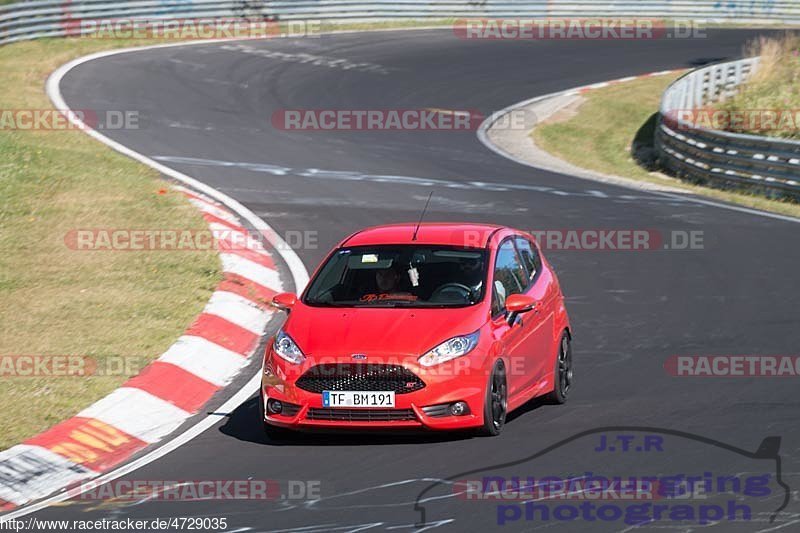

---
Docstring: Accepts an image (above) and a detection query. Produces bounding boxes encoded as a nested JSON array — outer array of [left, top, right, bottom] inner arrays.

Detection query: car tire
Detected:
[[478, 359, 507, 437], [545, 331, 573, 404]]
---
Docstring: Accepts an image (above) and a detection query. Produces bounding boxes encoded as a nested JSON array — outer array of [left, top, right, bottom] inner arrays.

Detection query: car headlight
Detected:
[[418, 331, 480, 367], [273, 329, 305, 364]]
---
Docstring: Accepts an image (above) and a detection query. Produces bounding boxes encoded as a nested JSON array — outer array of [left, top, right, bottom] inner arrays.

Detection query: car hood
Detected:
[[284, 304, 487, 359]]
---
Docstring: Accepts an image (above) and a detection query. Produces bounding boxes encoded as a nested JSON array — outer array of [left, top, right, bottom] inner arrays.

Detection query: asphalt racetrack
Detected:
[[36, 28, 800, 531]]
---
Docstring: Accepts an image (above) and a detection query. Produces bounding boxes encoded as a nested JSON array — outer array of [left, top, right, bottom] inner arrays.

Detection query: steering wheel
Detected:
[[430, 283, 473, 303]]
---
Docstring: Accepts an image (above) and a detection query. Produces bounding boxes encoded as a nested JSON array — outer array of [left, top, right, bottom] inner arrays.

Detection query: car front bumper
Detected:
[[261, 354, 488, 431]]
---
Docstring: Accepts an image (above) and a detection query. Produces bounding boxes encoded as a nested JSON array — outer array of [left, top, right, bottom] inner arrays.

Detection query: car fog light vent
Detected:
[[422, 402, 471, 418], [267, 399, 283, 414], [450, 401, 469, 416]]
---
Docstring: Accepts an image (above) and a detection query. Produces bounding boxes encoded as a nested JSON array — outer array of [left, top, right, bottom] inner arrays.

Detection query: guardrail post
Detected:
[[655, 57, 800, 201]]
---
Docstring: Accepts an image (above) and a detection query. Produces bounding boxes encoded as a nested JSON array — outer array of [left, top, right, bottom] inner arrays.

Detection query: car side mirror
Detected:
[[505, 294, 536, 326], [272, 292, 297, 311]]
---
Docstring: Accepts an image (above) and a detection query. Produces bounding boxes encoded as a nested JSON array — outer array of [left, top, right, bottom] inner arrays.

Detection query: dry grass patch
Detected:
[[717, 33, 800, 140]]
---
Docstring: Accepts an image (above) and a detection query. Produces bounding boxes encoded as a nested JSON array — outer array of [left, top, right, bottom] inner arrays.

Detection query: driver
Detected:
[[376, 266, 403, 292], [459, 258, 484, 293], [429, 259, 484, 304]]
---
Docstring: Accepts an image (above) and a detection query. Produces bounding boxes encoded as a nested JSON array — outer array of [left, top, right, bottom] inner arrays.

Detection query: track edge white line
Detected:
[[476, 74, 800, 225], [0, 40, 310, 522]]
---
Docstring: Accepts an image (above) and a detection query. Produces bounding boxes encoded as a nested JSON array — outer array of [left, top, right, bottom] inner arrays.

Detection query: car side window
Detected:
[[515, 237, 541, 285], [492, 239, 527, 316]]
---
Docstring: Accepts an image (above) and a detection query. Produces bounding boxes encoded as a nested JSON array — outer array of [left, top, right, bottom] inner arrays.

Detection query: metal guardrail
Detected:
[[2, 0, 798, 199], [656, 58, 800, 200], [2, 0, 800, 45]]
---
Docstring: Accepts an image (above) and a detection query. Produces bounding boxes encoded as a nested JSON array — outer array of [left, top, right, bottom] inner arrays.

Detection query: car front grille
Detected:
[[306, 408, 417, 422], [280, 402, 302, 417], [296, 364, 425, 394]]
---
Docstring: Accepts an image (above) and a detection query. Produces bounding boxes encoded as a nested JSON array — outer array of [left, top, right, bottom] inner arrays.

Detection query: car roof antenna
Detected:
[[412, 192, 434, 241]]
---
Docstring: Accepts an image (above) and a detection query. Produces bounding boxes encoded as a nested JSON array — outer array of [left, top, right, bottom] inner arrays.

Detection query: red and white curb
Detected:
[[476, 67, 687, 189], [478, 67, 688, 153], [0, 185, 285, 511], [567, 69, 686, 96]]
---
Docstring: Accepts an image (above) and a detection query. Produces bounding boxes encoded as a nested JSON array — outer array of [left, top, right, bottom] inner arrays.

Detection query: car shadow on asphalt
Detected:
[[218, 395, 548, 446], [506, 397, 548, 424]]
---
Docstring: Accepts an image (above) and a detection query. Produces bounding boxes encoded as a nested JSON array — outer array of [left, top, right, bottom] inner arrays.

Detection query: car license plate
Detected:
[[322, 391, 395, 408]]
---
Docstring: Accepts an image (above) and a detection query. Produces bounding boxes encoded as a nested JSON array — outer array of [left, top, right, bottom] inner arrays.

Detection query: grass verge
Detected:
[[0, 38, 222, 450], [533, 74, 800, 218]]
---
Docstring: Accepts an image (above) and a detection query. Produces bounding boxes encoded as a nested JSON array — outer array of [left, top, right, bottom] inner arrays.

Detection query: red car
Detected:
[[260, 223, 572, 436]]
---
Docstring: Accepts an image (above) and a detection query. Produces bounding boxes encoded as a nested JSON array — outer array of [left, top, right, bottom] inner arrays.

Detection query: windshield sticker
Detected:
[[360, 293, 419, 303]]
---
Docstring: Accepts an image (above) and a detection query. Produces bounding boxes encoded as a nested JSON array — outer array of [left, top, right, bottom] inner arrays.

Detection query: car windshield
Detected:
[[303, 245, 488, 307]]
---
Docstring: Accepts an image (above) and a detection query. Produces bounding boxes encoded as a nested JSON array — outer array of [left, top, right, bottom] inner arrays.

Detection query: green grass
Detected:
[[0, 38, 222, 450], [536, 77, 671, 180], [534, 74, 800, 218]]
